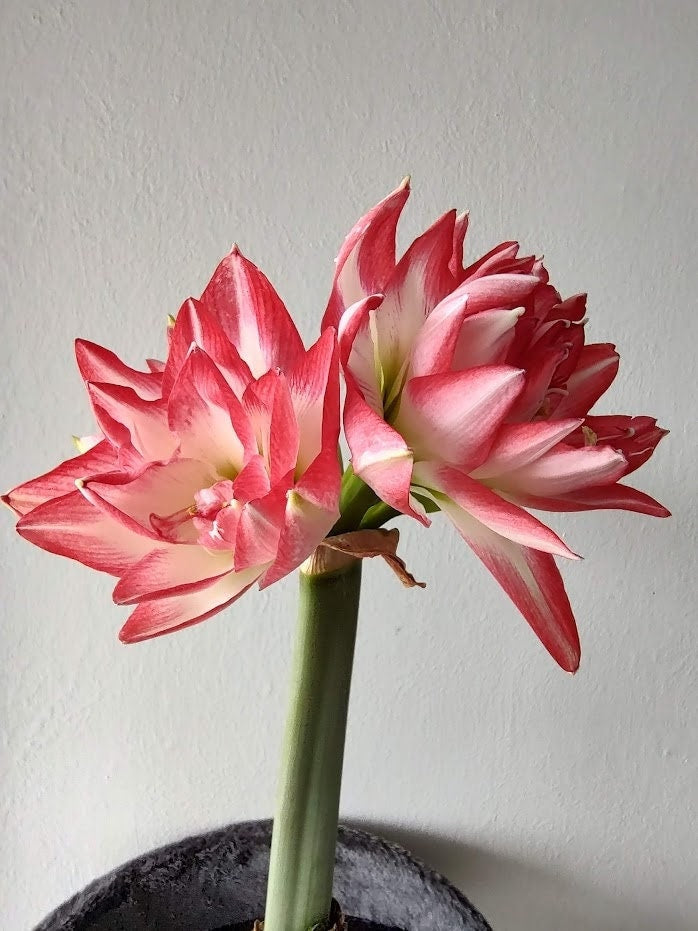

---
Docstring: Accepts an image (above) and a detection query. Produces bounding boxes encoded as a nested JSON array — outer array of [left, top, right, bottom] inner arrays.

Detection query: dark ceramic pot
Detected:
[[36, 820, 492, 930]]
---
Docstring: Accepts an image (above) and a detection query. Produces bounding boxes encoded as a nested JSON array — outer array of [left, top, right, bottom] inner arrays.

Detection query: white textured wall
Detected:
[[1, 2, 696, 929]]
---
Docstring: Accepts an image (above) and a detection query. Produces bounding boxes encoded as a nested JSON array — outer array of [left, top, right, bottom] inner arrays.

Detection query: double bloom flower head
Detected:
[[5, 181, 668, 671]]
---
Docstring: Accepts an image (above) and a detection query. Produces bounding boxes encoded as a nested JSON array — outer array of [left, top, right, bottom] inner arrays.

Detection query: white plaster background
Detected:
[[1, 2, 696, 929]]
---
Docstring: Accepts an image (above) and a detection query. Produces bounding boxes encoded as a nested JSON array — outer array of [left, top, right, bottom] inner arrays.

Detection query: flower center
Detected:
[[150, 505, 198, 542]]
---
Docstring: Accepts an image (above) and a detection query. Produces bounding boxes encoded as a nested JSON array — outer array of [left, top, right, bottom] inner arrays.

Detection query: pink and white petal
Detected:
[[241, 443, 340, 576], [87, 398, 133, 452], [437, 499, 581, 671], [506, 344, 569, 423], [162, 298, 253, 398], [88, 383, 176, 461], [396, 367, 525, 469], [232, 454, 272, 503], [500, 443, 628, 497], [269, 377, 301, 483], [456, 273, 540, 314], [408, 290, 470, 378], [461, 241, 521, 282], [16, 490, 160, 576], [243, 371, 300, 485], [233, 483, 288, 571], [82, 458, 218, 537], [168, 347, 256, 473], [287, 329, 341, 475], [448, 212, 469, 278], [413, 462, 577, 558], [75, 339, 162, 400], [2, 441, 119, 516], [294, 443, 342, 517], [393, 210, 458, 313], [609, 425, 668, 475], [200, 245, 304, 377], [322, 179, 410, 332], [114, 442, 145, 474], [472, 419, 584, 479], [337, 295, 382, 366], [574, 415, 668, 475], [338, 295, 384, 415], [163, 299, 201, 394], [554, 343, 619, 417], [236, 439, 341, 579], [344, 377, 425, 523], [258, 484, 339, 589], [113, 546, 234, 604], [374, 210, 457, 382], [452, 307, 525, 370], [514, 483, 671, 518], [118, 564, 265, 643], [241, 376, 275, 467], [146, 359, 166, 374], [76, 477, 167, 545]]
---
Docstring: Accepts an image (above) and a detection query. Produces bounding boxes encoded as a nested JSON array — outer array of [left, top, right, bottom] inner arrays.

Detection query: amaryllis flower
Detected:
[[4, 247, 341, 642], [324, 180, 669, 671]]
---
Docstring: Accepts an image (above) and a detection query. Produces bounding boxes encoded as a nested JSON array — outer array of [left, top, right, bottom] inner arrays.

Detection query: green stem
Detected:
[[331, 467, 380, 534], [358, 501, 400, 529], [263, 559, 362, 931]]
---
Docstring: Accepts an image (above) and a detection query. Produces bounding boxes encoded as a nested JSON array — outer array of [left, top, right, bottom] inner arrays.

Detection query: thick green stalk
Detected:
[[263, 558, 362, 931], [332, 466, 379, 534]]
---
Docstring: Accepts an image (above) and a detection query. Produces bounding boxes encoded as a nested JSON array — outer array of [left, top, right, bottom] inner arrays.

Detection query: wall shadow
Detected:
[[347, 819, 692, 931]]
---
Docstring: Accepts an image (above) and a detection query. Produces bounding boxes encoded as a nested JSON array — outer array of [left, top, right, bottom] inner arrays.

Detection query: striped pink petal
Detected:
[[461, 241, 522, 281], [162, 298, 253, 398], [259, 460, 342, 588], [452, 306, 525, 369], [243, 371, 300, 485], [75, 339, 162, 400], [2, 440, 119, 517], [514, 483, 670, 518], [437, 495, 581, 672], [408, 289, 471, 378], [337, 295, 384, 415], [118, 565, 265, 643], [554, 343, 619, 417], [16, 490, 161, 576], [113, 546, 234, 605], [448, 212, 469, 278], [233, 484, 288, 572], [168, 347, 256, 474], [413, 462, 577, 558], [344, 375, 425, 524], [323, 179, 410, 331], [455, 272, 540, 314], [372, 210, 457, 385], [88, 383, 176, 461], [287, 328, 341, 474], [472, 419, 584, 479], [499, 443, 628, 497], [200, 245, 304, 377], [396, 367, 524, 469], [80, 459, 218, 540]]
